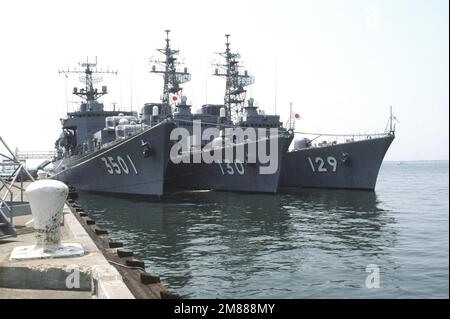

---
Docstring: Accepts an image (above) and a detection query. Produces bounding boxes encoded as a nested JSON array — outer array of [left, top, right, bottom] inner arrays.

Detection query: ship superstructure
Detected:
[[149, 33, 293, 193], [50, 58, 176, 197]]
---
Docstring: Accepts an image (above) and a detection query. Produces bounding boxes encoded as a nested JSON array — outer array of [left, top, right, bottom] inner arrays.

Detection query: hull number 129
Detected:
[[307, 156, 337, 172]]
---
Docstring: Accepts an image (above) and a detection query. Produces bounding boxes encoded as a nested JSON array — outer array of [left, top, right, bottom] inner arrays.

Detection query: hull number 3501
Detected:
[[101, 155, 138, 175]]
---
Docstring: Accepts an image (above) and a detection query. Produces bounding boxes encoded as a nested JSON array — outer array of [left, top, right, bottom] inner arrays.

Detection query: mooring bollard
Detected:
[[10, 178, 85, 260], [37, 170, 48, 180], [27, 179, 68, 250]]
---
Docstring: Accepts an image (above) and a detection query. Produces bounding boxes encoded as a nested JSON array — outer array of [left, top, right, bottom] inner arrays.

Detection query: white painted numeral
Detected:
[[101, 154, 138, 175], [316, 157, 327, 172], [218, 162, 246, 176], [235, 161, 245, 175], [307, 156, 338, 173], [108, 156, 121, 174], [327, 156, 337, 172], [307, 157, 315, 172], [117, 156, 129, 174], [101, 157, 114, 175], [126, 155, 139, 175], [226, 163, 234, 175], [218, 162, 225, 175]]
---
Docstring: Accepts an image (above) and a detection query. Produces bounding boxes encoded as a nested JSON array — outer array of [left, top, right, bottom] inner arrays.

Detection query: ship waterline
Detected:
[[280, 134, 395, 190], [165, 132, 293, 193]]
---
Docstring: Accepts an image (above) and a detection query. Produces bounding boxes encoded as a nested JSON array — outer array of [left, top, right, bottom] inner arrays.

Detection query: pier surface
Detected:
[[0, 183, 134, 299]]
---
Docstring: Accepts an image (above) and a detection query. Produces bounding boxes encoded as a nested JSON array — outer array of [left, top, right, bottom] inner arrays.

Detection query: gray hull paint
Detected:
[[52, 121, 176, 197], [279, 135, 394, 191], [165, 134, 293, 193]]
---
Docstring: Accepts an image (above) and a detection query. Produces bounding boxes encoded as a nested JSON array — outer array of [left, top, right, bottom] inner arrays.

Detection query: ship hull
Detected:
[[51, 121, 176, 197], [279, 135, 394, 191], [165, 134, 293, 194]]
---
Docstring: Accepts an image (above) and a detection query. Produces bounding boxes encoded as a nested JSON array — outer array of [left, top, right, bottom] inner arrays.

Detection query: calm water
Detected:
[[76, 161, 449, 298]]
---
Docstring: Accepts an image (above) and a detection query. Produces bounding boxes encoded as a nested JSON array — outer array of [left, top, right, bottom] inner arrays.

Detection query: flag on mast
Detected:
[[288, 102, 300, 130], [168, 93, 180, 105], [292, 111, 301, 120]]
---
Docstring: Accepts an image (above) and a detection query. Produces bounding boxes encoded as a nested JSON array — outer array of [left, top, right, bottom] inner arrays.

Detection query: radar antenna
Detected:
[[213, 34, 255, 121], [149, 30, 191, 116], [58, 57, 117, 102]]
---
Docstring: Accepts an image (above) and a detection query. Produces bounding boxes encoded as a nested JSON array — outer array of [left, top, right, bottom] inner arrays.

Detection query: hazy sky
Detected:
[[0, 0, 448, 161]]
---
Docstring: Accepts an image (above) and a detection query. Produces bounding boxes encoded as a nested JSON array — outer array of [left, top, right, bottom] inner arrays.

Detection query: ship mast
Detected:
[[213, 34, 255, 121], [388, 106, 392, 133], [150, 30, 191, 116], [389, 105, 397, 135], [59, 57, 117, 102]]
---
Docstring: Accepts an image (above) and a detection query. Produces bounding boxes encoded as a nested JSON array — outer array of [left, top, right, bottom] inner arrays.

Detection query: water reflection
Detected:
[[280, 187, 382, 212], [279, 189, 397, 254], [76, 188, 397, 297]]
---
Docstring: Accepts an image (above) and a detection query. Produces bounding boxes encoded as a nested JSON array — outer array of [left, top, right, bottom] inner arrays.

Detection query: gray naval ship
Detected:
[[49, 59, 176, 197], [279, 108, 396, 191], [143, 32, 293, 193]]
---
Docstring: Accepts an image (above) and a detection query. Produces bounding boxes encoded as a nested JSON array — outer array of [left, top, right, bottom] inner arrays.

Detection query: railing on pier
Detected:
[[16, 150, 56, 160], [0, 136, 36, 237]]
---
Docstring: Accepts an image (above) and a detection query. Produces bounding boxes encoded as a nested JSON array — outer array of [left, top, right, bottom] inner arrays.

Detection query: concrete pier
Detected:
[[0, 183, 134, 299], [0, 204, 134, 298], [1, 182, 179, 299]]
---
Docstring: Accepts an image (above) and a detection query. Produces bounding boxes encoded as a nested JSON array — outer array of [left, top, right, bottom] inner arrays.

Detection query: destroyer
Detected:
[[146, 32, 293, 193], [49, 59, 176, 197], [279, 108, 396, 191]]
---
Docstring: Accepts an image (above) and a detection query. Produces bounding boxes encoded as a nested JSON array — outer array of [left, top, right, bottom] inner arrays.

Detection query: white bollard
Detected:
[[37, 169, 48, 180], [26, 179, 68, 251], [10, 179, 84, 260], [24, 169, 48, 227]]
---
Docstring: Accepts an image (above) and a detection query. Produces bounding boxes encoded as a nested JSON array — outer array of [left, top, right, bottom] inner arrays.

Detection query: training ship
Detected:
[[279, 108, 396, 191], [144, 31, 293, 193], [49, 59, 176, 197]]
